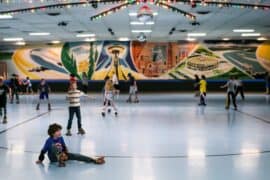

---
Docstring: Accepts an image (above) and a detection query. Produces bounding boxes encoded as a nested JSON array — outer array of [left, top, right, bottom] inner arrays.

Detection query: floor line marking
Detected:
[[236, 109, 270, 124], [0, 111, 50, 134], [0, 146, 270, 159]]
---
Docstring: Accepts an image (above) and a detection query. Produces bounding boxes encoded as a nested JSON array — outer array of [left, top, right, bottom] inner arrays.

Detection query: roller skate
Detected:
[[66, 130, 72, 136], [36, 104, 40, 110], [102, 111, 106, 117], [2, 116, 7, 124], [48, 103, 51, 111], [77, 128, 86, 135], [94, 156, 105, 164], [58, 152, 68, 167]]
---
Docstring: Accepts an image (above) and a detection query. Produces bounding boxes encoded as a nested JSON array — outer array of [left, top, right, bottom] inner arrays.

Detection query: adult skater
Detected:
[[36, 79, 51, 111], [9, 74, 20, 104], [36, 123, 105, 167], [126, 73, 139, 103], [194, 74, 200, 97], [66, 82, 86, 136], [221, 76, 237, 110], [102, 77, 118, 117], [198, 75, 207, 106], [235, 76, 245, 100], [0, 77, 10, 124]]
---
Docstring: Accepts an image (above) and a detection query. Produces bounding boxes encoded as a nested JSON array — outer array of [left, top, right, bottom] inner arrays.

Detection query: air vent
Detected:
[[47, 12, 61, 16], [0, 26, 11, 29], [196, 11, 210, 15]]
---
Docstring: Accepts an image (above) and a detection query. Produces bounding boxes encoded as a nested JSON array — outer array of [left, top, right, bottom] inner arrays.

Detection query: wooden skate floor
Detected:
[[0, 93, 270, 180]]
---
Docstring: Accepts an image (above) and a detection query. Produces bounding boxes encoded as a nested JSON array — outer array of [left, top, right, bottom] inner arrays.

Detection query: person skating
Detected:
[[126, 73, 139, 103], [235, 76, 245, 100], [9, 74, 20, 104], [102, 77, 118, 117], [0, 77, 10, 124], [221, 76, 237, 110], [36, 79, 51, 111], [66, 82, 86, 136], [198, 75, 207, 106]]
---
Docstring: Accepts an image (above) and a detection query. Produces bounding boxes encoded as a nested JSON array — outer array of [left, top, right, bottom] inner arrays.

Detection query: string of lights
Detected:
[[155, 1, 196, 20], [0, 0, 269, 16]]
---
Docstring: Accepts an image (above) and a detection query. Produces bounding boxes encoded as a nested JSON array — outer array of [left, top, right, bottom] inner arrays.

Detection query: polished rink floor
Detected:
[[0, 93, 270, 180]]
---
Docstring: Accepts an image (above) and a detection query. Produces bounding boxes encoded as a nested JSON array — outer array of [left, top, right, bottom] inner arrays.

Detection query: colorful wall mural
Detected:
[[0, 41, 269, 80]]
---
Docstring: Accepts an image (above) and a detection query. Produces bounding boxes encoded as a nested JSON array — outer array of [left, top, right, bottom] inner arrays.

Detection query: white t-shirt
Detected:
[[112, 74, 119, 85]]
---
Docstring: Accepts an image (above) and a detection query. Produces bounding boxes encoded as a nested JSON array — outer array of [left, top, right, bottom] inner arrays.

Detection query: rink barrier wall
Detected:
[[5, 79, 267, 92]]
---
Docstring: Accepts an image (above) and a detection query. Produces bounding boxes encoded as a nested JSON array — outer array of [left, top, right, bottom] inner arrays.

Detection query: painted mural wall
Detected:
[[0, 41, 270, 80]]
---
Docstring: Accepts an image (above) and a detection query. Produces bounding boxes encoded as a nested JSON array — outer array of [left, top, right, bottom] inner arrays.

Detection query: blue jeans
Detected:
[[67, 106, 82, 130]]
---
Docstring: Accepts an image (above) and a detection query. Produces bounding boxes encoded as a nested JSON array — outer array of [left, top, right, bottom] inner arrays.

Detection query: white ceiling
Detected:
[[0, 0, 269, 44]]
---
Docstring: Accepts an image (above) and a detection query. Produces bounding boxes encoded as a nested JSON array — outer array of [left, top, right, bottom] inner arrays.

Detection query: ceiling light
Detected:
[[187, 33, 206, 37], [29, 32, 50, 36], [132, 30, 152, 33], [118, 37, 129, 41], [76, 33, 95, 38], [84, 38, 96, 42], [129, 12, 158, 16], [222, 38, 230, 41], [130, 21, 144, 25], [51, 40, 61, 44], [3, 37, 24, 42], [145, 21, 155, 25], [0, 14, 13, 19], [186, 37, 196, 41], [233, 29, 255, 33], [257, 37, 267, 41], [241, 33, 261, 37], [15, 41, 26, 46]]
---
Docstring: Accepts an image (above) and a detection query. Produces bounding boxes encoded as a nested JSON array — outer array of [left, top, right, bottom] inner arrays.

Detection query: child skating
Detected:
[[9, 74, 20, 104], [221, 76, 237, 110], [36, 123, 105, 167], [0, 77, 10, 124], [36, 79, 51, 111], [126, 73, 139, 103], [66, 82, 86, 136], [198, 75, 207, 106], [24, 77, 33, 94], [102, 77, 118, 117]]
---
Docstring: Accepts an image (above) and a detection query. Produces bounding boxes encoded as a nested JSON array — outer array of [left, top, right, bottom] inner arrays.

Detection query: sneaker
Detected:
[[77, 128, 86, 135], [225, 106, 229, 110], [115, 112, 118, 116], [66, 130, 72, 136], [108, 109, 111, 113], [2, 116, 7, 124]]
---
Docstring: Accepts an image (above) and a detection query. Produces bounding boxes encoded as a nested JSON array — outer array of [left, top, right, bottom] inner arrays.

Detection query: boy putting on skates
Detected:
[[36, 79, 51, 111], [36, 123, 105, 167], [66, 82, 86, 136], [0, 77, 10, 124]]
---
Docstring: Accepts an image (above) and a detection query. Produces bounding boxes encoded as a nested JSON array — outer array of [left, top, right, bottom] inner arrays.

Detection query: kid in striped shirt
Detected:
[[66, 82, 85, 136]]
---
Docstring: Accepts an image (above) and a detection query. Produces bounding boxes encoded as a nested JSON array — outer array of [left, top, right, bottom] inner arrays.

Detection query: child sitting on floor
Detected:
[[36, 123, 105, 167]]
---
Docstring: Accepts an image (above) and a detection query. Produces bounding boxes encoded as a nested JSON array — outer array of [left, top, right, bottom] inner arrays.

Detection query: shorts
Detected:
[[39, 92, 49, 100], [114, 84, 120, 90], [129, 86, 137, 94]]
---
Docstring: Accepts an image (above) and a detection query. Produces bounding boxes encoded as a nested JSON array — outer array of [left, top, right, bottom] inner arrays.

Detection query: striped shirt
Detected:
[[67, 90, 83, 107]]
